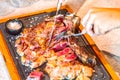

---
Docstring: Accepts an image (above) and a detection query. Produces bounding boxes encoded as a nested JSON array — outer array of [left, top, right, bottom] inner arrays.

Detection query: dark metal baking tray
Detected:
[[0, 9, 111, 80]]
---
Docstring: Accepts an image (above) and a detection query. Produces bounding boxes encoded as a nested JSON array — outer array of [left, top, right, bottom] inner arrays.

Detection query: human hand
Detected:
[[81, 8, 120, 36]]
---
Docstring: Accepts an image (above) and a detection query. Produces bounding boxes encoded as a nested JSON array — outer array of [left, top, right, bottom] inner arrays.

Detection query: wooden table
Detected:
[[0, 5, 119, 80]]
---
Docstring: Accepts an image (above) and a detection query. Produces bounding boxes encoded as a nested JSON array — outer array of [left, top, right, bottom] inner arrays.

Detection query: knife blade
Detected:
[[47, 0, 64, 47]]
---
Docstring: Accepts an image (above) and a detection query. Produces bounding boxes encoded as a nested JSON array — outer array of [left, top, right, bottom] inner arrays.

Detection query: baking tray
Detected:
[[0, 9, 111, 80]]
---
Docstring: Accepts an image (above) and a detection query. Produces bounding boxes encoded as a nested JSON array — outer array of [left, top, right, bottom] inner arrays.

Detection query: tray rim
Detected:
[[0, 5, 119, 80]]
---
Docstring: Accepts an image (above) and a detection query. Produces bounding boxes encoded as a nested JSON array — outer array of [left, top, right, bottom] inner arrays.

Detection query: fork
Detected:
[[55, 29, 86, 41]]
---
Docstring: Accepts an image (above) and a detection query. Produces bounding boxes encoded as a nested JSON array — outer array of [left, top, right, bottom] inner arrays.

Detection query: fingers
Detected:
[[81, 8, 103, 36], [81, 9, 96, 36], [85, 23, 94, 36], [81, 10, 91, 27], [81, 8, 120, 36]]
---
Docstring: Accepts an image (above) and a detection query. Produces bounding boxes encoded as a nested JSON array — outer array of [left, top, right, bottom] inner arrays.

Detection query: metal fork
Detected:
[[55, 29, 86, 41]]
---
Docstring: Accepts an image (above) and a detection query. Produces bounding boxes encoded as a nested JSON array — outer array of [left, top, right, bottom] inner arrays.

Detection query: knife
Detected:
[[47, 0, 64, 47]]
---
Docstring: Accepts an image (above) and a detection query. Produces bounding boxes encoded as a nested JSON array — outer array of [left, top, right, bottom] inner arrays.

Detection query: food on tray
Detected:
[[45, 51, 93, 80], [15, 14, 96, 80], [26, 70, 44, 80]]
